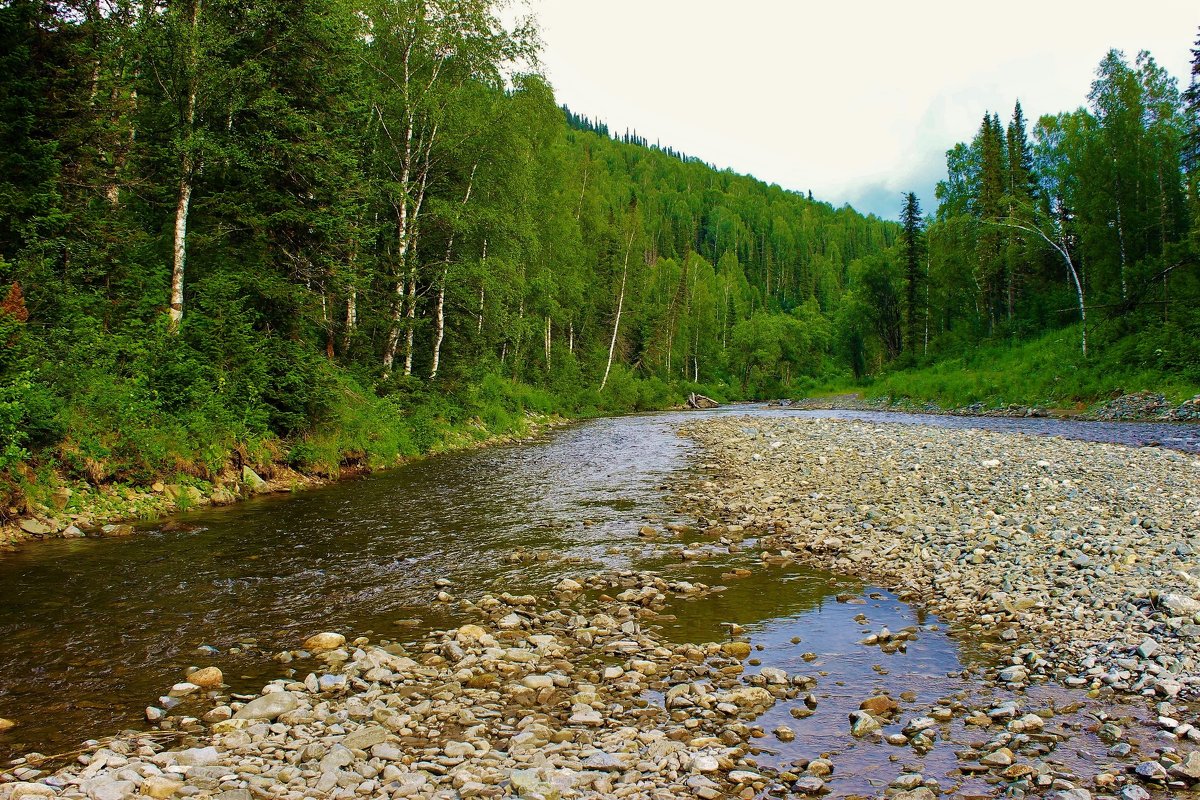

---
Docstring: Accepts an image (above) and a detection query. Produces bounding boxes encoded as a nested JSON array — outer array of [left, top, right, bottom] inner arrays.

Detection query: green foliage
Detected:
[[1, 2, 1195, 505]]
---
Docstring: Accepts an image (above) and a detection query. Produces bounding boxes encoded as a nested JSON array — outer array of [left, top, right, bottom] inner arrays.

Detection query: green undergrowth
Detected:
[[6, 357, 740, 513], [840, 325, 1200, 411]]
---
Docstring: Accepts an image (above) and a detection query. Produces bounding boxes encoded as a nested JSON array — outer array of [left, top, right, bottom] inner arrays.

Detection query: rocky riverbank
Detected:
[[1, 575, 825, 800], [680, 417, 1200, 703], [791, 390, 1200, 423]]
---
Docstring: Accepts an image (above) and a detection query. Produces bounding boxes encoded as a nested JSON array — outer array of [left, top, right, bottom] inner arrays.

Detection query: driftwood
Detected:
[[686, 393, 720, 410]]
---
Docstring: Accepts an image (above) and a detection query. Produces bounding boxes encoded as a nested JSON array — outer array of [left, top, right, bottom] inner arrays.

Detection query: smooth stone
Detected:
[[792, 776, 825, 795], [142, 776, 184, 799], [849, 710, 881, 737], [175, 746, 220, 767], [1169, 751, 1200, 782], [0, 784, 58, 800], [303, 632, 346, 651], [232, 692, 299, 721], [188, 666, 223, 689], [343, 725, 388, 750]]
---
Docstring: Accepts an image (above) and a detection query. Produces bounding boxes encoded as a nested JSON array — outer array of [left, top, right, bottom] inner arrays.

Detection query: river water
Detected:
[[1, 407, 1197, 793]]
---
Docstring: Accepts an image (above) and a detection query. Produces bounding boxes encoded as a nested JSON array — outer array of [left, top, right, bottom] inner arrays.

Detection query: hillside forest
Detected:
[[0, 0, 1198, 496]]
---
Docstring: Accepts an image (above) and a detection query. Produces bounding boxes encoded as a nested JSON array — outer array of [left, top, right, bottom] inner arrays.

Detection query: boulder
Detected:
[[241, 466, 267, 491]]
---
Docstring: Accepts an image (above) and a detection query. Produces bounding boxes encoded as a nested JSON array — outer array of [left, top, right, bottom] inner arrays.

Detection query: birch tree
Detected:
[[363, 0, 534, 377]]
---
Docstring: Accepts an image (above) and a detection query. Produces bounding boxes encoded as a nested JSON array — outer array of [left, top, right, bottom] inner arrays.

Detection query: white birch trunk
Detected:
[[168, 0, 202, 332], [599, 228, 635, 392], [430, 163, 476, 379], [343, 290, 356, 354]]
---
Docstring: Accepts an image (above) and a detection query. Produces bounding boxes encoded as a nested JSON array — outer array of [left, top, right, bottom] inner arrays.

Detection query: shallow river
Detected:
[[1, 406, 1197, 794]]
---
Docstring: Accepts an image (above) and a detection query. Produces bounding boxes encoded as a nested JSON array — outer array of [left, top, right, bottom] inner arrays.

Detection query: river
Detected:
[[1, 406, 1197, 793]]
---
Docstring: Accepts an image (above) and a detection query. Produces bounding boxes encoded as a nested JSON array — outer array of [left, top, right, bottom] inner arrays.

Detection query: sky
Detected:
[[525, 1, 1198, 220]]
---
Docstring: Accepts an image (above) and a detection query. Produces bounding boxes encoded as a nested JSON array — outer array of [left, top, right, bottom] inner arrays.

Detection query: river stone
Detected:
[[998, 665, 1028, 683], [715, 685, 773, 713], [849, 710, 881, 737], [902, 717, 937, 736], [18, 519, 54, 535], [721, 641, 752, 659], [241, 466, 267, 490], [455, 624, 488, 641], [141, 776, 184, 799], [509, 770, 556, 798], [175, 746, 220, 767], [792, 777, 825, 795], [581, 752, 623, 771], [83, 778, 136, 800], [0, 717, 16, 731], [0, 783, 57, 800], [892, 790, 936, 800], [320, 745, 353, 772], [860, 695, 899, 716], [1160, 593, 1200, 617], [303, 632, 346, 651], [343, 725, 388, 750], [392, 775, 427, 797], [233, 691, 299, 721], [1134, 761, 1169, 781], [759, 666, 788, 684], [567, 708, 602, 726], [1169, 752, 1200, 782], [317, 673, 347, 692], [980, 747, 1014, 767], [188, 666, 223, 688]]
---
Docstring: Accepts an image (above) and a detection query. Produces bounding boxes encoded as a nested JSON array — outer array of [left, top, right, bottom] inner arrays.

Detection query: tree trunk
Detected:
[[1114, 197, 1129, 300], [343, 290, 356, 355], [402, 125, 436, 377], [169, 0, 201, 333], [476, 238, 487, 335], [430, 163, 476, 379], [168, 0, 202, 332], [599, 228, 635, 392]]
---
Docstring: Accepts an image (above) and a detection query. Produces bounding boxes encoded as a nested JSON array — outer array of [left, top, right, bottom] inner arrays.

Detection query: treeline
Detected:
[[0, 0, 895, 485], [848, 42, 1200, 381]]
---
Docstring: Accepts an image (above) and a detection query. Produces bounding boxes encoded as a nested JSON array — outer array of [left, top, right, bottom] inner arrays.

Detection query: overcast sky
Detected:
[[527, 1, 1197, 220]]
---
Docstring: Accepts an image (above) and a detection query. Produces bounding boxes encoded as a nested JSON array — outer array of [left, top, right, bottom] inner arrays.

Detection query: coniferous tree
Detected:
[[900, 192, 924, 356]]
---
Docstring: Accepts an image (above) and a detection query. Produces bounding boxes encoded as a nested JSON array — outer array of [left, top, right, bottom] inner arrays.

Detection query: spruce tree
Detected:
[[901, 192, 924, 356]]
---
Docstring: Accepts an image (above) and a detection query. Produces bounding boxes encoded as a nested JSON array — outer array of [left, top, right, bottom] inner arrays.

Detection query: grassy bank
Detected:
[[3, 367, 740, 548], [806, 325, 1200, 412]]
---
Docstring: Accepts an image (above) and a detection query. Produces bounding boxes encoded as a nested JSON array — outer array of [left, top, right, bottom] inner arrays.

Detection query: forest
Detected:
[[0, 0, 1198, 495]]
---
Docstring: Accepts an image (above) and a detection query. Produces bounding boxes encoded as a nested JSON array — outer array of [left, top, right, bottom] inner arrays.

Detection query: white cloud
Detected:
[[530, 1, 1197, 218]]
